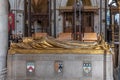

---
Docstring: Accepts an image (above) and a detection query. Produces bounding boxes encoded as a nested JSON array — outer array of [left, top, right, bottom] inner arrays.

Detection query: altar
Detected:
[[7, 36, 113, 80]]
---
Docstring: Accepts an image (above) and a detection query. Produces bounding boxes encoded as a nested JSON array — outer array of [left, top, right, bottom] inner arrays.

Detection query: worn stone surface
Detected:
[[7, 53, 113, 80]]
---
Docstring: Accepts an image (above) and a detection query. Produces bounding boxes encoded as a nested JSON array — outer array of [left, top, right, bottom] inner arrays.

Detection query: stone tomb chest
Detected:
[[7, 36, 113, 80]]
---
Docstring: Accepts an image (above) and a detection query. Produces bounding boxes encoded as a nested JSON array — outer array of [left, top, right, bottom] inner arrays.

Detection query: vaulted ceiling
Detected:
[[82, 0, 91, 6], [31, 0, 92, 13], [117, 0, 120, 4], [67, 0, 92, 6], [31, 0, 48, 13], [67, 0, 74, 6]]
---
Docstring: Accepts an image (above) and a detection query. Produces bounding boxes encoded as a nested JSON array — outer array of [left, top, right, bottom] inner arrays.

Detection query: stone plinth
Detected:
[[7, 53, 113, 80]]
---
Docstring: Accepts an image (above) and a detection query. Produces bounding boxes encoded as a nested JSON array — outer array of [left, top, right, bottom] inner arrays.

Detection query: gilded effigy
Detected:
[[7, 36, 113, 80], [9, 36, 111, 54]]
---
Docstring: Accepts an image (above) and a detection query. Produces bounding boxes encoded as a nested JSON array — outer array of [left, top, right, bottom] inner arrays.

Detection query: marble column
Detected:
[[0, 0, 8, 79]]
